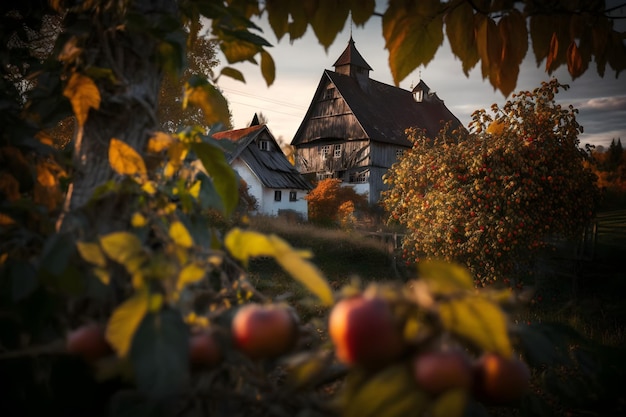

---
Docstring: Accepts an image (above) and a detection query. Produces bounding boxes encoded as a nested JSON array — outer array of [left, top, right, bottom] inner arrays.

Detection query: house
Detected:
[[291, 37, 462, 204], [212, 117, 312, 219]]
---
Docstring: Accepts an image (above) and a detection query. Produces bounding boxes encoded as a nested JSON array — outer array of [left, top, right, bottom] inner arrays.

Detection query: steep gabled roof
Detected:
[[213, 124, 312, 190], [333, 36, 372, 71], [292, 70, 462, 146]]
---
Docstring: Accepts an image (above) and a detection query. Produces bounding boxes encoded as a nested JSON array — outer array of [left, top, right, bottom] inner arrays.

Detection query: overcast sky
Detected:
[[216, 6, 626, 150]]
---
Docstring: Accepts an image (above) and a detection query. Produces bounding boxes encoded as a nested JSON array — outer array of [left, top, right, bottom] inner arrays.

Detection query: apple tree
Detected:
[[382, 79, 600, 284]]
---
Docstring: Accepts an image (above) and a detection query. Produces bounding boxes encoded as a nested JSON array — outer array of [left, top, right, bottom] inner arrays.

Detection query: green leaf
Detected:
[[100, 232, 146, 274], [106, 290, 150, 357], [76, 241, 106, 267], [438, 296, 512, 357], [445, 1, 479, 76], [266, 0, 289, 41], [220, 66, 246, 83], [39, 232, 75, 277], [176, 263, 205, 290], [383, 0, 444, 84], [169, 221, 193, 248], [260, 50, 276, 86], [224, 228, 334, 306], [349, 0, 375, 26], [130, 309, 190, 399], [310, 0, 350, 50], [191, 141, 238, 215], [418, 260, 473, 294]]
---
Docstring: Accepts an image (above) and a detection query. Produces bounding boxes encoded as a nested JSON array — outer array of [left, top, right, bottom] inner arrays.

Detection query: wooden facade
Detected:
[[291, 37, 462, 204]]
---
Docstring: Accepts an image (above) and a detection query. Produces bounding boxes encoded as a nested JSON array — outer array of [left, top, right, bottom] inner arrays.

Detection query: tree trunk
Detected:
[[58, 0, 177, 237]]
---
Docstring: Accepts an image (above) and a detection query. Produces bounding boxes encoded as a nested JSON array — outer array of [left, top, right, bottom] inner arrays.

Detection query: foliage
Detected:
[[382, 80, 600, 284], [586, 139, 626, 208], [305, 178, 368, 227], [0, 1, 623, 417]]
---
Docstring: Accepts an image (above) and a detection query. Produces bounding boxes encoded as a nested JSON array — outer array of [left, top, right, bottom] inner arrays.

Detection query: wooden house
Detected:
[[213, 117, 312, 219], [291, 37, 462, 204]]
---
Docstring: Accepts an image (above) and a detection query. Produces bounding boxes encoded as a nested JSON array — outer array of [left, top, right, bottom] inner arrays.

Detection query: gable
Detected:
[[292, 70, 462, 147], [213, 125, 312, 190]]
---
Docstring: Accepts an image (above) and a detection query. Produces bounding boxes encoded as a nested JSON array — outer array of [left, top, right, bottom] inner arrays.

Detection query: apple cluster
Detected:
[[65, 303, 299, 369], [328, 294, 531, 410]]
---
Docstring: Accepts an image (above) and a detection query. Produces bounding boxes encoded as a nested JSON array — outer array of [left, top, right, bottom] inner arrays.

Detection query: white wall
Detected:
[[232, 159, 308, 220]]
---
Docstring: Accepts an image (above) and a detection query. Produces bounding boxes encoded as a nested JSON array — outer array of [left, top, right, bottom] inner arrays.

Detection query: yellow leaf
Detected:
[[429, 388, 467, 417], [169, 221, 193, 248], [109, 138, 147, 179], [486, 119, 505, 135], [418, 260, 474, 294], [93, 267, 110, 285], [76, 241, 106, 267], [189, 180, 201, 198], [438, 296, 512, 357], [63, 72, 100, 127], [164, 141, 188, 178], [147, 132, 175, 153], [131, 212, 147, 227], [224, 228, 333, 306], [183, 79, 230, 126], [99, 231, 146, 274], [176, 263, 205, 290], [141, 181, 157, 195], [106, 290, 150, 357]]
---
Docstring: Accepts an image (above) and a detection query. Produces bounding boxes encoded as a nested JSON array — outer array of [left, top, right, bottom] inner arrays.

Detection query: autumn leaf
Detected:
[[109, 138, 147, 179], [545, 32, 559, 73], [225, 228, 333, 306], [176, 263, 205, 290], [100, 231, 146, 274], [260, 50, 276, 86], [76, 241, 106, 268], [169, 221, 193, 248], [106, 289, 162, 357], [438, 296, 512, 357], [445, 1, 479, 76], [567, 41, 584, 79], [147, 132, 175, 153], [183, 76, 230, 127], [63, 72, 100, 127]]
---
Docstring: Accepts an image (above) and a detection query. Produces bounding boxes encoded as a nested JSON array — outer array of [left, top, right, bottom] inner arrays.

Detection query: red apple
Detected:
[[472, 353, 531, 404], [231, 303, 298, 359], [189, 330, 222, 368], [328, 295, 404, 369], [412, 350, 473, 395], [66, 323, 112, 362]]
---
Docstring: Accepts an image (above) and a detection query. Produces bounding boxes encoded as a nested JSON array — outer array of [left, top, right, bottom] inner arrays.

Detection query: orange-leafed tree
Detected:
[[382, 80, 600, 285], [306, 178, 368, 226]]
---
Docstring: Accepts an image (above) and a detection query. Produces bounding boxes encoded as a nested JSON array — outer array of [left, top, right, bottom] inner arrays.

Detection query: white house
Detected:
[[212, 119, 312, 220]]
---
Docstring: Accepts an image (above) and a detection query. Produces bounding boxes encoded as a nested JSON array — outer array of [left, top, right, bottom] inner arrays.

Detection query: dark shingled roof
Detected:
[[213, 125, 312, 190], [292, 70, 462, 147], [333, 36, 372, 71]]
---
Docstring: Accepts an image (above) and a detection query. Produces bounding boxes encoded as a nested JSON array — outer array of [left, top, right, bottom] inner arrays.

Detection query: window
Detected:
[[324, 87, 336, 100], [274, 190, 282, 201], [396, 148, 405, 159], [259, 140, 269, 151], [349, 170, 368, 183], [316, 171, 333, 181], [289, 191, 297, 202], [334, 144, 342, 158], [320, 145, 330, 159]]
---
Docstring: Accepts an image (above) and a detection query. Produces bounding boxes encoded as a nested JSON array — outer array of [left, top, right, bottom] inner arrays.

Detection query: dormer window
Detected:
[[412, 89, 423, 102], [259, 140, 269, 151]]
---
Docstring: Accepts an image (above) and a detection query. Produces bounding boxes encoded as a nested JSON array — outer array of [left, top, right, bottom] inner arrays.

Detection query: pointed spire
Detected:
[[332, 36, 372, 72], [250, 113, 260, 126]]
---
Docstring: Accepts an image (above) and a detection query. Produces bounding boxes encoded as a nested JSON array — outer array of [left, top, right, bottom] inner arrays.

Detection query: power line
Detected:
[[227, 99, 304, 118], [221, 86, 309, 111]]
